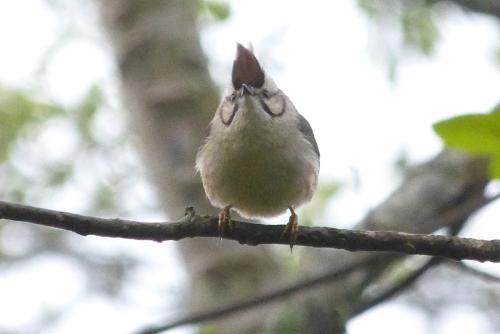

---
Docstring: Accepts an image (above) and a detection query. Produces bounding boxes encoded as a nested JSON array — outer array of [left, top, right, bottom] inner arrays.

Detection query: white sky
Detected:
[[0, 0, 499, 333]]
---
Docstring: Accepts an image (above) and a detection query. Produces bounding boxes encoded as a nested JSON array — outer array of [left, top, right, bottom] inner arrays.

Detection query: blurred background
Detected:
[[0, 0, 499, 333]]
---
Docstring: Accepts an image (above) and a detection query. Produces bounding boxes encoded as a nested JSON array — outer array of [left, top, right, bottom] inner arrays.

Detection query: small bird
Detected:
[[196, 43, 320, 249]]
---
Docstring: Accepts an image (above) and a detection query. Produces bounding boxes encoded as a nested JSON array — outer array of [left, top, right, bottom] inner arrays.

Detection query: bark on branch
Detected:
[[1, 201, 499, 262]]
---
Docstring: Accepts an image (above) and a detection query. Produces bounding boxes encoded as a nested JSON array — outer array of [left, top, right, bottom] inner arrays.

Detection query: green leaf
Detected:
[[433, 113, 500, 154], [204, 1, 230, 21], [434, 111, 500, 180], [489, 153, 500, 179]]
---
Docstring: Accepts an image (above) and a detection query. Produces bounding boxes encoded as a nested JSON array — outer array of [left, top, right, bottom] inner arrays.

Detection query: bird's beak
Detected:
[[232, 43, 264, 91], [241, 84, 256, 96]]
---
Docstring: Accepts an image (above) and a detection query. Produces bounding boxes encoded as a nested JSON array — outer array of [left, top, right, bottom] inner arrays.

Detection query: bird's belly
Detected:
[[200, 135, 317, 217]]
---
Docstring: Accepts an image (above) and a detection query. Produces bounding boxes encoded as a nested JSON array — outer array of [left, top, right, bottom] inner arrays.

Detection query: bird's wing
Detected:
[[297, 113, 320, 157]]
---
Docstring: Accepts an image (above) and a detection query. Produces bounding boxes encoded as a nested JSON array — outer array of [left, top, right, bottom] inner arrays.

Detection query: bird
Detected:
[[196, 43, 320, 250]]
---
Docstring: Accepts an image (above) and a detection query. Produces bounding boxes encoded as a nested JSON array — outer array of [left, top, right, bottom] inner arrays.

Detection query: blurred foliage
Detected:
[[198, 328, 220, 334], [73, 85, 104, 146], [394, 149, 410, 174], [266, 304, 305, 334], [199, 0, 230, 21], [357, 0, 441, 80], [495, 46, 500, 68], [0, 88, 64, 161], [45, 162, 74, 187], [0, 88, 65, 203], [0, 76, 146, 333], [0, 80, 145, 258], [1, 84, 117, 208], [299, 181, 341, 227], [401, 6, 439, 55], [0, 83, 132, 214], [433, 105, 500, 178]]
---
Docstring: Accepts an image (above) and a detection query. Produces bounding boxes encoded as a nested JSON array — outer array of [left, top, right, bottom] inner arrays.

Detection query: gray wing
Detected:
[[297, 113, 320, 157]]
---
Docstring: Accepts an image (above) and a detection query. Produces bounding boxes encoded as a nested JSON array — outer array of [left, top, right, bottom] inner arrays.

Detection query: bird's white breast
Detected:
[[196, 102, 319, 218]]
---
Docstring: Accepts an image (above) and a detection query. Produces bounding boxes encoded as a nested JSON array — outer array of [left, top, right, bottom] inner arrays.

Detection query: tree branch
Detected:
[[135, 190, 491, 334], [1, 200, 499, 262]]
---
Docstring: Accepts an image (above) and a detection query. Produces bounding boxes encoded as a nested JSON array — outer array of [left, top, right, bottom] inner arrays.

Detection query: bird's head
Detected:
[[217, 43, 288, 126]]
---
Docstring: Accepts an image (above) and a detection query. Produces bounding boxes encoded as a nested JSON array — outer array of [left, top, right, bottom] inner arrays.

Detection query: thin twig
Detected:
[[0, 200, 499, 262], [352, 257, 500, 318], [352, 257, 443, 317], [350, 216, 472, 317], [134, 256, 378, 334], [450, 262, 500, 283]]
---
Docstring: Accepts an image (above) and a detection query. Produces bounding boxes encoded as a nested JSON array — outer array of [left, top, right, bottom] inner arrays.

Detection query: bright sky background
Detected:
[[0, 0, 499, 333]]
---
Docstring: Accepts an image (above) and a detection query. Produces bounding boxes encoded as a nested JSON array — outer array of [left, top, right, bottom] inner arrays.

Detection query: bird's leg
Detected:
[[281, 207, 299, 252], [218, 204, 233, 238]]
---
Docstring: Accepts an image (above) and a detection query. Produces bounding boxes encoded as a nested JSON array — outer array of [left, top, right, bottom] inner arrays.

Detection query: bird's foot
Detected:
[[281, 207, 299, 252], [218, 205, 233, 238]]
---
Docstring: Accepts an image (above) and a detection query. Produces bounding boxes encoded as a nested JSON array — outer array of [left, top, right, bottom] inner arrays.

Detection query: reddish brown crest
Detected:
[[231, 43, 265, 90]]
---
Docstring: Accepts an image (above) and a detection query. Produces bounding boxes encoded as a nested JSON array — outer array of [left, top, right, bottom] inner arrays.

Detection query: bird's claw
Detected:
[[218, 205, 233, 238], [281, 207, 299, 253]]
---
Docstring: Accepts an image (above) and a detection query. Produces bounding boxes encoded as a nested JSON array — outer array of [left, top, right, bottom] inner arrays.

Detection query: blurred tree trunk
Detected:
[[98, 1, 490, 333], [98, 1, 283, 333]]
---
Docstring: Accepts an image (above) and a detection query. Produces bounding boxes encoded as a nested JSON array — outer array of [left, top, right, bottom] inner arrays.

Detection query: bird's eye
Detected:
[[228, 92, 238, 102]]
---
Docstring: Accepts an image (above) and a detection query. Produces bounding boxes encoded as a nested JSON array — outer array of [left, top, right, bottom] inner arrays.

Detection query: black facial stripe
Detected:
[[263, 89, 280, 99], [258, 98, 272, 116], [258, 96, 285, 117], [220, 103, 239, 126]]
